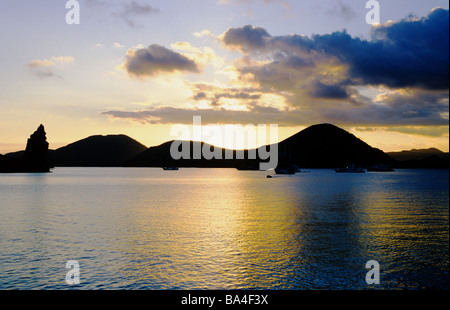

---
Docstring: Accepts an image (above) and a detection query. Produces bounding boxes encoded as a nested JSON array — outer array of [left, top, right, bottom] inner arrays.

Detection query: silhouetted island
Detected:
[[1, 123, 448, 171], [278, 124, 394, 168], [125, 124, 396, 169], [5, 134, 148, 168], [388, 148, 450, 168], [0, 125, 51, 173], [124, 140, 261, 169], [49, 135, 148, 167]]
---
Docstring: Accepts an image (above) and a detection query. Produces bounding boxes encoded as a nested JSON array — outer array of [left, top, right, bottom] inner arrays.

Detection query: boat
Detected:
[[293, 165, 304, 173], [367, 164, 395, 172], [335, 164, 366, 173], [275, 165, 296, 175], [162, 157, 179, 171], [163, 167, 179, 171], [275, 144, 297, 175], [236, 158, 261, 171], [275, 168, 296, 175]]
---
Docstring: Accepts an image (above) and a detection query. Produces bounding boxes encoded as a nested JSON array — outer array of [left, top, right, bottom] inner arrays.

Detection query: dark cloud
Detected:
[[216, 92, 261, 100], [210, 92, 261, 107], [209, 92, 262, 106], [360, 8, 449, 90], [193, 92, 208, 101], [220, 25, 272, 52], [124, 45, 201, 77], [220, 8, 449, 90], [320, 89, 449, 127], [309, 80, 350, 100], [278, 55, 316, 69], [191, 84, 264, 107], [379, 90, 449, 122]]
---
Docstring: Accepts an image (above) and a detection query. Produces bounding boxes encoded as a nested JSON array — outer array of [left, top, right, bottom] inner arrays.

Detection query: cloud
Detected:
[[103, 105, 298, 126], [326, 0, 357, 21], [28, 56, 74, 79], [113, 42, 125, 49], [218, 0, 291, 10], [210, 8, 450, 129], [121, 1, 160, 16], [103, 84, 448, 128], [315, 88, 449, 127], [189, 82, 269, 108], [105, 9, 448, 133], [309, 80, 351, 100], [193, 29, 215, 38], [52, 56, 75, 64], [84, 0, 108, 7], [29, 68, 59, 79], [219, 8, 449, 91], [28, 59, 55, 69], [362, 8, 449, 90], [219, 25, 272, 52], [28, 56, 74, 68], [114, 1, 160, 28], [192, 87, 262, 107], [171, 42, 225, 70], [383, 126, 449, 138], [373, 89, 449, 124], [122, 45, 201, 77], [103, 85, 449, 127]]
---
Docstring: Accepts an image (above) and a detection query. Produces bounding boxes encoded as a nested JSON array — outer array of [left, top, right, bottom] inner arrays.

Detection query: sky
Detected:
[[0, 0, 448, 153]]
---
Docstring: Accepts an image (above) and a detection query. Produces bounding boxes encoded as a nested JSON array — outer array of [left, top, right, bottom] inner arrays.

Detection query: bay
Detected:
[[0, 168, 448, 290]]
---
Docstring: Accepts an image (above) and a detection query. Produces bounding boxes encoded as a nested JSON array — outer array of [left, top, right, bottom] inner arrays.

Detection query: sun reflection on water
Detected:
[[0, 168, 448, 289]]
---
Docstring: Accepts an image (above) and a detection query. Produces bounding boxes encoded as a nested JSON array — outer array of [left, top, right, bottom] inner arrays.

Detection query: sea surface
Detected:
[[0, 168, 448, 290]]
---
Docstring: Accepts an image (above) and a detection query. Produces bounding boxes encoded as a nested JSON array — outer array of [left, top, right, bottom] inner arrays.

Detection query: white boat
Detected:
[[335, 164, 366, 173]]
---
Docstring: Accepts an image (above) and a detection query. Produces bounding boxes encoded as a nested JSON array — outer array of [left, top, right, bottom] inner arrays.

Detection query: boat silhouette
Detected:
[[162, 166, 179, 171], [335, 164, 366, 173], [367, 164, 395, 172]]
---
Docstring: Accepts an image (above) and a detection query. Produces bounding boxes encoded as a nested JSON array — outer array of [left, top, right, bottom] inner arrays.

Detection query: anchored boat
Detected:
[[335, 164, 366, 173]]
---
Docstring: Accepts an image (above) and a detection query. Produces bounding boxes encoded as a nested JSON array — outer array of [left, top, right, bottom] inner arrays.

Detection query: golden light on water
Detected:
[[112, 169, 304, 288]]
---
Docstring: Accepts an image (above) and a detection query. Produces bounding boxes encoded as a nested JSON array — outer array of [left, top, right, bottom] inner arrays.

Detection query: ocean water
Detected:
[[0, 168, 448, 290]]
